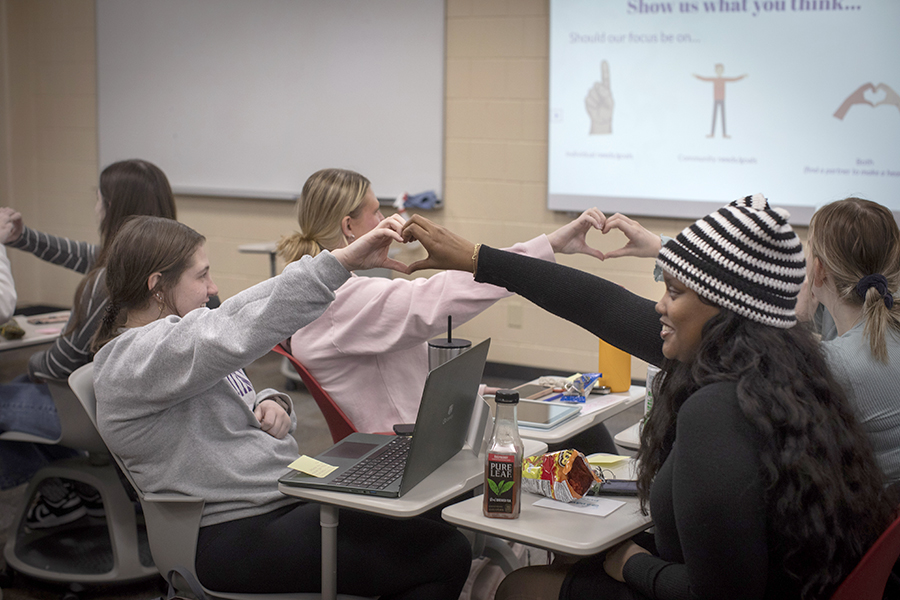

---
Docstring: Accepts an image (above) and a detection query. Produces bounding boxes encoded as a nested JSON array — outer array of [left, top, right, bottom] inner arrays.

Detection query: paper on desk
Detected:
[[586, 453, 630, 467], [288, 455, 338, 478], [534, 495, 625, 517], [579, 392, 628, 415]]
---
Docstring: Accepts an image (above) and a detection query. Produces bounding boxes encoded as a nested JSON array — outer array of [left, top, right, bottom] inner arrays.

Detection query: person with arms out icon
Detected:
[[694, 64, 746, 138]]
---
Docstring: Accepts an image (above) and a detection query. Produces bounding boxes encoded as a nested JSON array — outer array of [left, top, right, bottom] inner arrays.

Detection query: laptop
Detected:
[[278, 338, 491, 497]]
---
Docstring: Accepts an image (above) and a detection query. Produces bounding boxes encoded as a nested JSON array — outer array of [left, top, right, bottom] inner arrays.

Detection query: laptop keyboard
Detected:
[[330, 436, 412, 490]]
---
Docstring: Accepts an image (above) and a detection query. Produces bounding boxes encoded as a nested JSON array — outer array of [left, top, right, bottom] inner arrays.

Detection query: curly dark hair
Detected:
[[636, 309, 893, 599]]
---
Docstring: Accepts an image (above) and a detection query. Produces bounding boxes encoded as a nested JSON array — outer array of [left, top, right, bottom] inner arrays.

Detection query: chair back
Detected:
[[47, 378, 111, 454], [272, 345, 357, 443], [68, 363, 372, 600], [69, 364, 204, 576], [831, 511, 900, 600]]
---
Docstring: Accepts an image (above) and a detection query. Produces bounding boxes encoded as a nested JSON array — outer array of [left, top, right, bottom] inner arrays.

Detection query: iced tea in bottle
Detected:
[[483, 389, 524, 518]]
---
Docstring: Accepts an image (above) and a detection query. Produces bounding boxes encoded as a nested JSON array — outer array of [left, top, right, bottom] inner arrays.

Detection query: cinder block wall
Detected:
[[3, 0, 782, 378]]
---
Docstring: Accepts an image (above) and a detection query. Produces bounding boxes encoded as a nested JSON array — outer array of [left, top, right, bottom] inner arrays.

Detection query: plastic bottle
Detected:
[[641, 364, 660, 435], [483, 389, 524, 519]]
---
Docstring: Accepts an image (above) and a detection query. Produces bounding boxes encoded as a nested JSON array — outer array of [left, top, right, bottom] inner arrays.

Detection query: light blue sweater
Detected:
[[94, 252, 350, 526]]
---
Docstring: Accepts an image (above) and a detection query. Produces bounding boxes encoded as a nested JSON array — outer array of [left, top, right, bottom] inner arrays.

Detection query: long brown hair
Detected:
[[807, 197, 900, 362], [637, 310, 892, 598], [92, 216, 204, 351], [277, 168, 371, 263], [68, 160, 177, 336]]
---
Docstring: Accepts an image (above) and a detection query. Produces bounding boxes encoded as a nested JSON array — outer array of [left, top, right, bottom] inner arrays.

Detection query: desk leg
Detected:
[[320, 504, 339, 600]]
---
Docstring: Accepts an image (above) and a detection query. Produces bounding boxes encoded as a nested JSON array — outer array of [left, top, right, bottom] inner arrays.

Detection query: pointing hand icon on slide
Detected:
[[585, 60, 613, 135]]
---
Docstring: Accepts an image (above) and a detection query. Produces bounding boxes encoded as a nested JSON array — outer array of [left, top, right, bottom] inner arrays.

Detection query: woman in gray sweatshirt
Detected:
[[91, 215, 471, 599]]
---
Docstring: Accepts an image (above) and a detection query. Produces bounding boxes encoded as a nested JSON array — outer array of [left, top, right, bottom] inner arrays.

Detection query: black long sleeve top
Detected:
[[475, 246, 799, 599]]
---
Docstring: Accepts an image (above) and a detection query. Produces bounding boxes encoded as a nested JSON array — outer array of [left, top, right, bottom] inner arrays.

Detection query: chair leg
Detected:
[[472, 533, 522, 575], [4, 458, 155, 583]]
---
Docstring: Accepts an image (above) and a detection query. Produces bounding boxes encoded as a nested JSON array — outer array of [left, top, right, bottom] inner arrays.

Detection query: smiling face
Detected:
[[169, 245, 218, 317], [342, 188, 384, 241], [655, 272, 721, 363]]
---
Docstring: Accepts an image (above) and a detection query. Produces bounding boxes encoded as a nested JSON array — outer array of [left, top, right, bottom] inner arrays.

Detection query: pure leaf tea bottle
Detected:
[[484, 389, 524, 518]]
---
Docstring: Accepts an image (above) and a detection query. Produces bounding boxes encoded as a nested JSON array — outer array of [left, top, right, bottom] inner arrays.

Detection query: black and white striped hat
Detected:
[[656, 194, 806, 328]]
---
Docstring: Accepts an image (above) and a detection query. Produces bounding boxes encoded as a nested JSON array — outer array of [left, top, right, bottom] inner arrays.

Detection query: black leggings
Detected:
[[196, 502, 472, 599]]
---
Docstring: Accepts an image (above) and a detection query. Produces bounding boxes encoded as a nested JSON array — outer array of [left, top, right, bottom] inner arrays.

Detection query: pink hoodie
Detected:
[[290, 235, 554, 433]]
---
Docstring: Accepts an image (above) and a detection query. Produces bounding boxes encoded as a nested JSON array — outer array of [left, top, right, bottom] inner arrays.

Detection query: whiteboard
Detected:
[[97, 0, 445, 200]]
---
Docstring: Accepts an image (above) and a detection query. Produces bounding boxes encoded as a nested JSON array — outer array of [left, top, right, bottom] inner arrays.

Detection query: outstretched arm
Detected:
[[2, 208, 99, 274], [401, 215, 665, 366]]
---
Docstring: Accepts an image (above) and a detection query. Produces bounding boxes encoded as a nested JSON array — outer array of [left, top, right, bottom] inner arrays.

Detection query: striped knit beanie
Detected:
[[656, 194, 806, 328]]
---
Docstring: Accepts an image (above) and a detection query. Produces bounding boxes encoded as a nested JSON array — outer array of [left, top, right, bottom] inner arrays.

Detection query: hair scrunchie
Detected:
[[856, 273, 894, 309], [103, 301, 121, 326]]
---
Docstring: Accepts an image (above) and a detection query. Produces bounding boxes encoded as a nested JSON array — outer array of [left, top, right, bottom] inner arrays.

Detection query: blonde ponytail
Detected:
[[277, 231, 323, 263], [279, 168, 371, 265], [808, 198, 900, 363]]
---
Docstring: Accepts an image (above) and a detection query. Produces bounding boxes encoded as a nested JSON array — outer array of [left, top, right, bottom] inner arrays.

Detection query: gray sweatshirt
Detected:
[[93, 252, 350, 527]]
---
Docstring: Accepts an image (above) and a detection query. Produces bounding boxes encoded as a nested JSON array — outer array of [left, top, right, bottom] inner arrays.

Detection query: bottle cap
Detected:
[[494, 389, 520, 404]]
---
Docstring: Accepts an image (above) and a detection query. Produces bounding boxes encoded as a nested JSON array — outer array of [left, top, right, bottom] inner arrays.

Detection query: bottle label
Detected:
[[485, 452, 517, 514]]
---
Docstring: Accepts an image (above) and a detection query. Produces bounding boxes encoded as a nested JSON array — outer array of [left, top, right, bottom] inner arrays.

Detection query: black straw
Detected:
[[447, 316, 452, 342]]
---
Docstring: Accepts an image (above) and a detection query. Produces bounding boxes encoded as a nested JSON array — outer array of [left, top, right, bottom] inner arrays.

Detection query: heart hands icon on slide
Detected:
[[863, 86, 887, 106], [834, 82, 899, 120]]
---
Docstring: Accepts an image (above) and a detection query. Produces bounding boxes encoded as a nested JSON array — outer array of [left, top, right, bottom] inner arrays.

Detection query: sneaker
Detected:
[[76, 487, 105, 518], [25, 489, 87, 529]]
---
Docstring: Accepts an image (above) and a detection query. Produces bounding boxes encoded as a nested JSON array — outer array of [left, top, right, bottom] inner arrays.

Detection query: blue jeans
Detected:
[[0, 374, 59, 438], [0, 374, 79, 490]]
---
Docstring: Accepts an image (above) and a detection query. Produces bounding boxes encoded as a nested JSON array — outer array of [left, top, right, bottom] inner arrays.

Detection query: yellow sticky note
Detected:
[[288, 455, 338, 478], [586, 453, 630, 467]]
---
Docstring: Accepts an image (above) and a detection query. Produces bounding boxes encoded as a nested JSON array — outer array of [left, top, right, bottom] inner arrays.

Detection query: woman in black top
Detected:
[[401, 195, 893, 600]]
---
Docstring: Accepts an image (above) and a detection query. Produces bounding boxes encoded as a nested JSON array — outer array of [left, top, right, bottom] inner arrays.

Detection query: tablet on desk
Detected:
[[485, 397, 581, 430], [513, 383, 556, 400]]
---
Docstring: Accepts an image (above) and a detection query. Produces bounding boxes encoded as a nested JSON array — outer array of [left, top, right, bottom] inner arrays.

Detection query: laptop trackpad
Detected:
[[322, 441, 379, 460]]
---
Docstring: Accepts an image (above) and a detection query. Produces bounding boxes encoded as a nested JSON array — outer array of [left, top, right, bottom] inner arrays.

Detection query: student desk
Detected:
[[516, 386, 645, 445], [278, 439, 547, 600], [614, 421, 642, 450], [442, 459, 652, 557], [0, 311, 69, 352], [237, 241, 279, 278]]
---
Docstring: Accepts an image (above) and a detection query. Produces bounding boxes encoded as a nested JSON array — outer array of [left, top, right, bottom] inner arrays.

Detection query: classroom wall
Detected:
[[2, 0, 800, 378]]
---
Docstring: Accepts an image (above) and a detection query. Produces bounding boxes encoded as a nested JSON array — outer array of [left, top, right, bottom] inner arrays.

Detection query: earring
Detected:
[[348, 234, 356, 241]]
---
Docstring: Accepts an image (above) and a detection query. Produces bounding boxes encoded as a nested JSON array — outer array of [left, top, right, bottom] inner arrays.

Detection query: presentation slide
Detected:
[[548, 0, 900, 223]]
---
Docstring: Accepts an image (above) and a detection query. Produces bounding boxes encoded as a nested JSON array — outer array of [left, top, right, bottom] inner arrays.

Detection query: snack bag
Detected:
[[543, 373, 602, 403], [522, 449, 600, 503]]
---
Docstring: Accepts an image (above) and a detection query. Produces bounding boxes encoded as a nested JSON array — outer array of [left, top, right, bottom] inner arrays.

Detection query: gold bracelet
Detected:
[[472, 243, 482, 274]]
